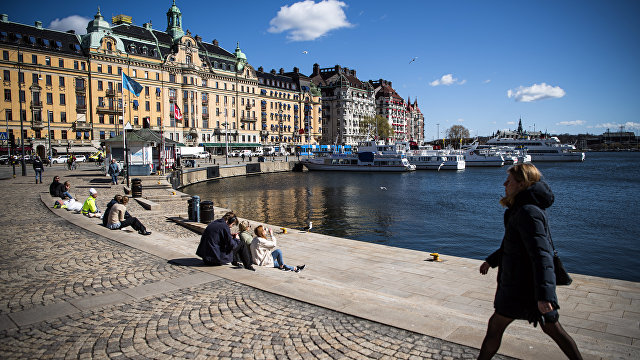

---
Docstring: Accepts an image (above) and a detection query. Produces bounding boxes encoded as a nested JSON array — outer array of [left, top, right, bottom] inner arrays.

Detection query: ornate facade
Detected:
[[0, 1, 322, 158], [310, 64, 375, 146]]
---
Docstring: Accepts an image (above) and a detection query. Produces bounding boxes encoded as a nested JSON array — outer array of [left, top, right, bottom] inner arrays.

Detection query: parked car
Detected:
[[195, 151, 209, 159], [252, 149, 264, 156], [52, 155, 69, 164], [229, 150, 241, 157], [240, 150, 252, 157], [74, 155, 87, 162], [0, 155, 9, 164]]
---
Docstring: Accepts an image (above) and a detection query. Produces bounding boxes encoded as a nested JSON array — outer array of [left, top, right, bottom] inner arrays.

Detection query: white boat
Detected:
[[456, 143, 505, 167], [406, 150, 465, 170], [486, 136, 585, 162], [301, 141, 416, 172]]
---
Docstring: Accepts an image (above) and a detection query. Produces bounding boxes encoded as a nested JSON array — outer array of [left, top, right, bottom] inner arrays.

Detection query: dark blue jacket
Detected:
[[486, 181, 558, 323], [196, 218, 238, 265]]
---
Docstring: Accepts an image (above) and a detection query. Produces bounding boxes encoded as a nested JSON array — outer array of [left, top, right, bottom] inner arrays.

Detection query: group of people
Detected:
[[196, 211, 305, 273], [49, 176, 151, 236]]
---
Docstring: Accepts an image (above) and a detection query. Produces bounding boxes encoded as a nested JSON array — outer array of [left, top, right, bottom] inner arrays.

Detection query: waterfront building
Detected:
[[370, 79, 407, 142], [1, 1, 322, 158], [406, 97, 425, 144], [310, 64, 375, 146]]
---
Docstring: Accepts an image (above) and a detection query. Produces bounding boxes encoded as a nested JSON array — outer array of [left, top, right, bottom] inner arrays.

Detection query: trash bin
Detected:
[[200, 200, 214, 224], [131, 178, 142, 198], [187, 195, 200, 222]]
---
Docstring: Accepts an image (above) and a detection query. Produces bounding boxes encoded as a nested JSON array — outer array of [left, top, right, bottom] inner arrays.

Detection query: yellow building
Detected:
[[0, 1, 322, 158]]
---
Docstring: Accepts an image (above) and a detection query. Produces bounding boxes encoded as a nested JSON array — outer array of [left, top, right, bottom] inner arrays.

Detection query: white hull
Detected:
[[302, 162, 414, 172], [465, 160, 504, 167], [406, 154, 465, 170], [487, 136, 586, 162]]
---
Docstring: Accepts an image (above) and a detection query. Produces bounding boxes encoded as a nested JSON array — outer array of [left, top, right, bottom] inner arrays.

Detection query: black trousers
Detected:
[[120, 217, 146, 232], [232, 241, 253, 269]]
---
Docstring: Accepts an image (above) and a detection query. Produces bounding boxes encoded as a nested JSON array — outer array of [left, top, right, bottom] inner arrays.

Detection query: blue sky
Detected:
[[3, 0, 639, 138]]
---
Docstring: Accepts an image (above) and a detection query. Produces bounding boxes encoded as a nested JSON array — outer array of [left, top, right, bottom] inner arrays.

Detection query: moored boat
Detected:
[[301, 141, 416, 172], [406, 150, 465, 170], [486, 136, 585, 162]]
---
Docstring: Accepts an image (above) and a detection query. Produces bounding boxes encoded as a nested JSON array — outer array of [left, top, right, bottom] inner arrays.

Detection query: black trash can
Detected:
[[200, 200, 214, 224], [187, 195, 200, 222], [131, 178, 142, 198], [187, 198, 194, 221]]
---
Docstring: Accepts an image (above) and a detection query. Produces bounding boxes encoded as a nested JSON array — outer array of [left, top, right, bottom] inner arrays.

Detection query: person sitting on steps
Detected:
[[106, 196, 151, 235]]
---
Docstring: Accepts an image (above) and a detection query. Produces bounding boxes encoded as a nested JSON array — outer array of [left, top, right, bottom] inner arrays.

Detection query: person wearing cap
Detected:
[[81, 188, 101, 217], [196, 211, 241, 266]]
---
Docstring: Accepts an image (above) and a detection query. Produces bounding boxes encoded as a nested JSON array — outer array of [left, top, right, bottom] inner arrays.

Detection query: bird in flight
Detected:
[[302, 51, 309, 54], [409, 57, 418, 64], [380, 186, 387, 190]]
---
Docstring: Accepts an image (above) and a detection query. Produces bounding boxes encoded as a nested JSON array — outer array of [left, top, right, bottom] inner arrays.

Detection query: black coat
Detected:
[[486, 181, 558, 323], [196, 219, 238, 265], [49, 181, 62, 197]]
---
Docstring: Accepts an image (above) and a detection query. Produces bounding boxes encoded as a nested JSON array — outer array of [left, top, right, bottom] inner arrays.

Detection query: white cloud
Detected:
[[48, 15, 90, 35], [557, 120, 586, 126], [429, 74, 465, 86], [506, 121, 515, 125], [483, 79, 491, 84], [595, 122, 640, 130], [507, 83, 565, 102], [268, 0, 352, 41]]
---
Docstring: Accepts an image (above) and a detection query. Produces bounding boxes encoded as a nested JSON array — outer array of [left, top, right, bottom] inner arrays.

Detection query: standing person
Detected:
[[196, 211, 240, 266], [32, 156, 44, 183], [108, 159, 120, 185], [250, 225, 305, 272], [81, 188, 101, 217], [478, 164, 582, 360], [106, 196, 151, 235]]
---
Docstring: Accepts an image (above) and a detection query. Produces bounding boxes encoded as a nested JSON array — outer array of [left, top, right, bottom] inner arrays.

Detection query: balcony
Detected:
[[73, 121, 92, 131], [202, 113, 209, 120], [75, 85, 86, 93], [241, 116, 257, 122], [169, 95, 176, 102], [105, 89, 116, 97], [30, 100, 42, 110], [245, 103, 252, 110], [76, 104, 87, 113], [260, 130, 269, 136], [96, 105, 122, 114], [31, 120, 44, 130], [202, 98, 208, 105]]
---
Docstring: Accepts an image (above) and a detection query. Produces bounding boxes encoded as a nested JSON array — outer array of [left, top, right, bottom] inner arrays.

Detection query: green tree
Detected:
[[360, 115, 392, 140], [446, 125, 470, 148]]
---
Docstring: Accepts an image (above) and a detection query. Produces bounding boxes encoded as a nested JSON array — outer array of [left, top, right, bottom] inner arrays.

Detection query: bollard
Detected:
[[189, 195, 200, 222], [200, 200, 214, 224], [131, 178, 142, 198]]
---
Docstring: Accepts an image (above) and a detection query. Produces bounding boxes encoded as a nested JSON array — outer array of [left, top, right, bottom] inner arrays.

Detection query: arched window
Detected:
[[186, 55, 191, 64], [106, 42, 112, 51]]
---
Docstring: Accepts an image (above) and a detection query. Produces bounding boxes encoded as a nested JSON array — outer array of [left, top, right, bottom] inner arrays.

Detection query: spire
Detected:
[[97, 6, 101, 16], [166, 0, 184, 41]]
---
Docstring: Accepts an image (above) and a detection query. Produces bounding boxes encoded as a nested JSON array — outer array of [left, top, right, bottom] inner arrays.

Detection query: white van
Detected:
[[240, 150, 252, 157]]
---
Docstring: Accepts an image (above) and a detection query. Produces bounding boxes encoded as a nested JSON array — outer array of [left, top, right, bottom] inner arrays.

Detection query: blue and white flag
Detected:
[[122, 73, 142, 97]]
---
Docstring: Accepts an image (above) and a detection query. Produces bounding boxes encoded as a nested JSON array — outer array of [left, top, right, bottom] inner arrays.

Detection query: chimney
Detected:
[[312, 63, 320, 76], [258, 66, 264, 72], [143, 22, 152, 30], [279, 68, 284, 75], [293, 67, 299, 74], [35, 21, 43, 29], [270, 69, 276, 75], [0, 14, 8, 22], [212, 39, 219, 46]]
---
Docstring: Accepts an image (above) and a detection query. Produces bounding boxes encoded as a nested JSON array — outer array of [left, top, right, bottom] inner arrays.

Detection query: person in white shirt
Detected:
[[250, 225, 304, 272]]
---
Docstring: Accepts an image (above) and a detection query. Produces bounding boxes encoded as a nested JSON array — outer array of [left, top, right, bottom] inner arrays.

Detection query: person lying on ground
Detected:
[[106, 196, 151, 235], [250, 225, 305, 272]]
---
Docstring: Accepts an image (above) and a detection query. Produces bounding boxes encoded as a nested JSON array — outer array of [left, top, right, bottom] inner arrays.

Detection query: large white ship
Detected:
[[301, 141, 416, 172], [486, 136, 585, 162]]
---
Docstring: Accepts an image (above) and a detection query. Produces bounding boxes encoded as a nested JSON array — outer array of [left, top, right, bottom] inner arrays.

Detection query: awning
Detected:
[[52, 145, 99, 153], [200, 142, 261, 148]]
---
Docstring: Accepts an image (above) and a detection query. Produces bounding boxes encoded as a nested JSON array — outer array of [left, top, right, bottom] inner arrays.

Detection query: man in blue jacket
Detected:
[[196, 211, 239, 266]]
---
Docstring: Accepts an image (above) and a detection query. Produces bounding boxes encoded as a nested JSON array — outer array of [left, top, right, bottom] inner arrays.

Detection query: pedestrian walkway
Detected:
[[1, 169, 638, 359]]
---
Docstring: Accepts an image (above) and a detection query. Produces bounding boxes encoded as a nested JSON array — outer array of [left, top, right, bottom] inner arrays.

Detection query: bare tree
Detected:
[[446, 125, 470, 148]]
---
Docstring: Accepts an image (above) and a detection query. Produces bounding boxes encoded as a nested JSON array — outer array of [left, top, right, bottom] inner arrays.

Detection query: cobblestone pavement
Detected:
[[0, 171, 510, 359]]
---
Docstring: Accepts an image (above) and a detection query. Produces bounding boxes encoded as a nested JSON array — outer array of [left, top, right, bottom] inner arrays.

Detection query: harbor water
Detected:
[[184, 152, 640, 282]]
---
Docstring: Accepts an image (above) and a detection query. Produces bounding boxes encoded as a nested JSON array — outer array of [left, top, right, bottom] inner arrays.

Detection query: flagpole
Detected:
[[121, 74, 127, 187]]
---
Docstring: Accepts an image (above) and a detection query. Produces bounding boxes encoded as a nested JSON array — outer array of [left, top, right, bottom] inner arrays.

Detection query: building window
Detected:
[[99, 114, 104, 124], [156, 117, 161, 126], [5, 110, 11, 121], [145, 86, 149, 96], [45, 56, 51, 66], [61, 130, 67, 140], [132, 69, 136, 77], [109, 115, 115, 124], [18, 72, 24, 83], [46, 93, 52, 104], [59, 76, 65, 87], [97, 64, 102, 73], [169, 74, 176, 83], [61, 112, 67, 123], [60, 94, 66, 105], [186, 55, 191, 64], [58, 58, 64, 67], [32, 73, 39, 85], [3, 89, 10, 101], [145, 101, 150, 111], [74, 61, 79, 70], [50, 129, 54, 139], [2, 51, 8, 60], [19, 90, 25, 102], [107, 65, 112, 74], [45, 75, 52, 86], [156, 102, 161, 111], [32, 54, 38, 64], [100, 131, 105, 140], [134, 116, 139, 126], [2, 69, 8, 81], [97, 80, 103, 91]]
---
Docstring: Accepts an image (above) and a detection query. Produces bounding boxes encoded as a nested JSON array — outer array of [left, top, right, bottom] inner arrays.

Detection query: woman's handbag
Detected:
[[553, 251, 573, 286]]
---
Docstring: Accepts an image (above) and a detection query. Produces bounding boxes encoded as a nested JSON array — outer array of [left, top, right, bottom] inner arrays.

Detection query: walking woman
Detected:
[[478, 163, 582, 359]]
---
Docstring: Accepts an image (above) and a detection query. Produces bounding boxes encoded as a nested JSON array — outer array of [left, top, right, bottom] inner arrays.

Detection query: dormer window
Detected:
[[73, 44, 81, 52], [142, 46, 147, 55], [106, 41, 112, 51], [129, 44, 135, 53], [185, 40, 192, 47], [27, 36, 35, 44], [186, 55, 191, 64]]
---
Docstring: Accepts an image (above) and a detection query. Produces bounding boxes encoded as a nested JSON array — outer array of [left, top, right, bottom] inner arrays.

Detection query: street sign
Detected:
[[0, 132, 7, 141]]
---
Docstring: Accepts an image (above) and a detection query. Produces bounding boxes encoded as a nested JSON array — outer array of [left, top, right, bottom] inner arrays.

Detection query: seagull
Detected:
[[303, 221, 313, 231], [380, 186, 387, 190], [409, 57, 418, 64], [302, 50, 308, 54]]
